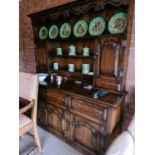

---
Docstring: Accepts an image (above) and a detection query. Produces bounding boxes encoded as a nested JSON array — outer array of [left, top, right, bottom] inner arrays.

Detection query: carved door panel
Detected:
[[71, 115, 102, 154], [38, 102, 48, 128], [35, 42, 48, 72], [47, 104, 66, 136], [99, 42, 120, 77], [94, 36, 126, 91], [37, 86, 48, 127]]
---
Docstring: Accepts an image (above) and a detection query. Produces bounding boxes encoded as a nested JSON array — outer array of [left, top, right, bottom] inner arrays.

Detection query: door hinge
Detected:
[[119, 71, 124, 79], [117, 84, 121, 91]]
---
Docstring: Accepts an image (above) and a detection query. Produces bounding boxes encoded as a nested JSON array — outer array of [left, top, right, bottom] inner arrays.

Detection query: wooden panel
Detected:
[[38, 110, 47, 125], [37, 44, 46, 66], [107, 97, 124, 133], [100, 43, 119, 77], [35, 41, 48, 72], [109, 97, 124, 133], [47, 104, 65, 135], [71, 98, 107, 120], [94, 35, 125, 91], [38, 101, 48, 127], [95, 78, 118, 90], [46, 90, 67, 107], [71, 114, 102, 154], [98, 39, 121, 78]]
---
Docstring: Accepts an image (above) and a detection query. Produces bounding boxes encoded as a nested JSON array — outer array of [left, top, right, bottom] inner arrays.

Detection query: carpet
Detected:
[[19, 127, 83, 155]]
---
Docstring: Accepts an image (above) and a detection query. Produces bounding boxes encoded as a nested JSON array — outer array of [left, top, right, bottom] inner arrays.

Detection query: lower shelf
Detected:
[[50, 70, 94, 82]]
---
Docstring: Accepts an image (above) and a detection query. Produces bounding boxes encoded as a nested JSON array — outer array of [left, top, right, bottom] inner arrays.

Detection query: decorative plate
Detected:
[[73, 20, 88, 37], [108, 12, 127, 34], [89, 17, 106, 36], [39, 26, 48, 40], [49, 25, 58, 39], [60, 23, 71, 38]]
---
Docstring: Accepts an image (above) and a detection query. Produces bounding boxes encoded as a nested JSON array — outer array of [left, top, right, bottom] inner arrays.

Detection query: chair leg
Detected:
[[33, 126, 41, 152]]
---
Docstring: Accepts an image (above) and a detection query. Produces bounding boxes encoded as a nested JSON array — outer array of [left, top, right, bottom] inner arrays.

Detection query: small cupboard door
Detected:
[[47, 104, 66, 136], [37, 86, 48, 127], [70, 114, 102, 154], [94, 35, 126, 91], [38, 100, 48, 127]]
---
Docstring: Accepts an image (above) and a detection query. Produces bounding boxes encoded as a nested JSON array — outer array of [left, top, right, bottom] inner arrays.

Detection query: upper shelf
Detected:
[[34, 33, 127, 43], [48, 54, 95, 59]]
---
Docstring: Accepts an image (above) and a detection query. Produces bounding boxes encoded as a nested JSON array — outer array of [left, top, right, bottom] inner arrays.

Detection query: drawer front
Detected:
[[71, 98, 107, 120], [46, 90, 66, 106]]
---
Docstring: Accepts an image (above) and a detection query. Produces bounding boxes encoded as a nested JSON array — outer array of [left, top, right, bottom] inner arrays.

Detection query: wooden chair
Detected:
[[19, 72, 41, 152]]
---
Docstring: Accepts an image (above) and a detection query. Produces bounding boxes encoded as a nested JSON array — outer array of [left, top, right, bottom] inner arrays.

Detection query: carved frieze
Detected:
[[47, 0, 129, 20]]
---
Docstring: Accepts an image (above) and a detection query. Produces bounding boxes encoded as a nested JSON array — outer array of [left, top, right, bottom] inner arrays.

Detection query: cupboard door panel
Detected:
[[38, 100, 48, 127], [47, 104, 65, 135], [99, 41, 120, 78], [71, 115, 102, 154], [100, 43, 119, 77], [94, 36, 125, 91]]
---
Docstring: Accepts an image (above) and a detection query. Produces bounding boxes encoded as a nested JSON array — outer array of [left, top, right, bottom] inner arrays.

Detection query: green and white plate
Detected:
[[89, 17, 106, 36], [108, 12, 127, 34], [60, 23, 71, 38], [39, 26, 48, 40], [73, 20, 88, 37], [49, 25, 58, 39]]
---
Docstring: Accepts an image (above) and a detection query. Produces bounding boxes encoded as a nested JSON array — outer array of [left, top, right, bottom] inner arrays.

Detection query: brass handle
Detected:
[[59, 96, 65, 102], [74, 103, 80, 109], [93, 108, 102, 115]]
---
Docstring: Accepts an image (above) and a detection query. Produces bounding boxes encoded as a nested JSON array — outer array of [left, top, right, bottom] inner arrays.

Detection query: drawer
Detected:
[[71, 98, 107, 120], [46, 90, 66, 106]]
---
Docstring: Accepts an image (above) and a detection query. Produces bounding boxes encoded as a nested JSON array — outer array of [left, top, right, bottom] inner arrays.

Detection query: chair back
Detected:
[[19, 72, 39, 122], [19, 72, 38, 102]]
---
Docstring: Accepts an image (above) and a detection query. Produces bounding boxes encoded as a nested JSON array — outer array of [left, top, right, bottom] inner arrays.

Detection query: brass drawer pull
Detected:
[[93, 108, 102, 115], [59, 96, 65, 102], [74, 103, 80, 109], [103, 109, 107, 120]]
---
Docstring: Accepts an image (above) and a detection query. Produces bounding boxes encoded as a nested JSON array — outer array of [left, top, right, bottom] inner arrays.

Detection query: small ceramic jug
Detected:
[[82, 64, 90, 74], [57, 48, 62, 55], [53, 62, 59, 70], [68, 64, 75, 72], [83, 47, 89, 56], [68, 44, 76, 55]]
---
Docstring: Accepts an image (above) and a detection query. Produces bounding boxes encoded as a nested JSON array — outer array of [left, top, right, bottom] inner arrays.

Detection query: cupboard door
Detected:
[[71, 115, 102, 154], [38, 100, 48, 128], [37, 86, 48, 127], [94, 36, 125, 91], [47, 104, 65, 136]]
